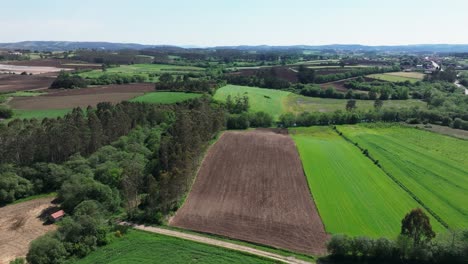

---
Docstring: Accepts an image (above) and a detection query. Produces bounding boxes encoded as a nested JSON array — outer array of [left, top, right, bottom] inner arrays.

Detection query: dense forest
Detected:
[[1, 98, 225, 263]]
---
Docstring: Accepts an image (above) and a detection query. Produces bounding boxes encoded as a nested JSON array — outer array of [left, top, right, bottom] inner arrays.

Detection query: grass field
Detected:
[[10, 109, 71, 120], [291, 127, 444, 237], [339, 124, 468, 229], [130, 92, 202, 104], [213, 85, 291, 119], [79, 64, 204, 82], [214, 85, 426, 119], [75, 229, 274, 264], [367, 72, 425, 83]]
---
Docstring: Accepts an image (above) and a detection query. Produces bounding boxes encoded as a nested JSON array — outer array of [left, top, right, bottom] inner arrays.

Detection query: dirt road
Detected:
[[122, 222, 313, 264]]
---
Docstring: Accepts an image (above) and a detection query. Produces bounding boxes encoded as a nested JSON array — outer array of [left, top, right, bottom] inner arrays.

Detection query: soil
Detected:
[[0, 198, 58, 264], [170, 130, 328, 255], [5, 59, 101, 70], [8, 83, 155, 110], [0, 74, 56, 92]]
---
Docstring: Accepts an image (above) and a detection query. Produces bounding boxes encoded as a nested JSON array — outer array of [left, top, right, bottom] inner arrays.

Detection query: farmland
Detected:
[[214, 85, 427, 119], [339, 124, 468, 229], [75, 229, 274, 264], [367, 72, 425, 83], [291, 127, 444, 237], [0, 197, 58, 263], [130, 92, 202, 104], [78, 63, 205, 82], [171, 130, 328, 255], [213, 85, 291, 119], [7, 83, 154, 110]]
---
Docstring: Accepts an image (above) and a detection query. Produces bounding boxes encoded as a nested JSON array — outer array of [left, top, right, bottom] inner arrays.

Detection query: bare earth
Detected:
[[0, 64, 68, 75], [0, 74, 56, 92], [8, 83, 155, 110], [170, 130, 328, 255], [0, 198, 57, 264], [124, 223, 312, 264]]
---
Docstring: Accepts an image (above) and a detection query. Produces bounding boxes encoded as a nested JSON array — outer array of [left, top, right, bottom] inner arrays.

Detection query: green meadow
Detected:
[[79, 64, 204, 82], [291, 126, 444, 237], [130, 92, 202, 104], [339, 124, 468, 229], [214, 85, 426, 120], [74, 229, 274, 264]]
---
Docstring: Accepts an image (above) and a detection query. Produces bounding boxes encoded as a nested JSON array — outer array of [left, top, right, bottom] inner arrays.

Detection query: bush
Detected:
[[327, 234, 351, 257], [27, 235, 67, 264], [50, 71, 87, 89], [249, 112, 273, 127], [0, 107, 13, 119]]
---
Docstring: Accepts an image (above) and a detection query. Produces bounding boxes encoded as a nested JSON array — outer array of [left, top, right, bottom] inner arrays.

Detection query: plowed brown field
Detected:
[[9, 83, 154, 110], [170, 130, 328, 255]]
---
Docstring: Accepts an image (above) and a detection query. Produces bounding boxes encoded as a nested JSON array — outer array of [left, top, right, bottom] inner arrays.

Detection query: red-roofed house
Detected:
[[49, 210, 65, 222]]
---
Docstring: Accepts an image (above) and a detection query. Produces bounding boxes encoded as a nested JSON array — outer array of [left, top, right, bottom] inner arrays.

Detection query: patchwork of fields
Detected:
[[367, 72, 425, 83], [214, 85, 426, 119], [291, 127, 444, 237], [339, 124, 468, 229], [79, 63, 204, 82]]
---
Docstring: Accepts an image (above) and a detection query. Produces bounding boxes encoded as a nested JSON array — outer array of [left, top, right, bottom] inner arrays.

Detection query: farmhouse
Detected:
[[49, 210, 65, 222]]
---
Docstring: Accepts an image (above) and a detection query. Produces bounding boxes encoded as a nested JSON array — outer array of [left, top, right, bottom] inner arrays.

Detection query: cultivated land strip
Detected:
[[170, 130, 327, 254], [333, 126, 449, 229], [121, 222, 313, 264]]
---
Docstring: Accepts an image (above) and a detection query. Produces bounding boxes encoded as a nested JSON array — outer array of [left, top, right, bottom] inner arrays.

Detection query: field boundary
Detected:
[[332, 126, 449, 229], [121, 222, 313, 264]]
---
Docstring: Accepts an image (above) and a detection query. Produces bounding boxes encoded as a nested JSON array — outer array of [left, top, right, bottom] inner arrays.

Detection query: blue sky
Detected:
[[1, 0, 467, 46]]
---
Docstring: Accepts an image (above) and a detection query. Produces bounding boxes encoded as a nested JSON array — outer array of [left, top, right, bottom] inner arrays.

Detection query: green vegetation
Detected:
[[74, 229, 273, 264], [339, 124, 468, 229], [291, 126, 444, 237], [160, 226, 315, 263], [130, 92, 202, 104], [214, 85, 426, 120], [214, 85, 290, 119], [367, 72, 424, 83], [79, 64, 204, 82], [287, 94, 425, 113], [11, 109, 71, 120]]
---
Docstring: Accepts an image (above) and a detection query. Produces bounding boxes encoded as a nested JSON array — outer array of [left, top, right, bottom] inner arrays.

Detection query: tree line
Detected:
[[326, 208, 467, 264]]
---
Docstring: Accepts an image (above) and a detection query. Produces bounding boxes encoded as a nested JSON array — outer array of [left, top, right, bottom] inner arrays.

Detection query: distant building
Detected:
[[49, 210, 65, 222]]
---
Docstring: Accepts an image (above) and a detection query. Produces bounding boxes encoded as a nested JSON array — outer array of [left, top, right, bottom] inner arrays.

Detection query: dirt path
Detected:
[[121, 222, 313, 264]]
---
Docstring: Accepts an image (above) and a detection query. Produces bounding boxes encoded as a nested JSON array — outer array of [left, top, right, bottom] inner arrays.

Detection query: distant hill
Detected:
[[0, 41, 161, 51], [2, 41, 468, 53]]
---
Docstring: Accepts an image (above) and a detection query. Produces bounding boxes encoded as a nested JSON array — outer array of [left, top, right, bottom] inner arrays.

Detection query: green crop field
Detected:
[[3, 109, 71, 122], [214, 85, 426, 119], [291, 127, 444, 237], [78, 63, 204, 82], [367, 72, 424, 83], [74, 229, 274, 264], [213, 85, 291, 119], [130, 92, 202, 104], [339, 124, 468, 229]]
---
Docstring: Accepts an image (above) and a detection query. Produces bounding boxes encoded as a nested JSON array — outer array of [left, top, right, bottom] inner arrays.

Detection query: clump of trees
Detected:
[[326, 208, 467, 263], [0, 106, 13, 119], [50, 71, 88, 89], [223, 94, 273, 129], [86, 73, 146, 85], [155, 73, 219, 93], [314, 66, 400, 83]]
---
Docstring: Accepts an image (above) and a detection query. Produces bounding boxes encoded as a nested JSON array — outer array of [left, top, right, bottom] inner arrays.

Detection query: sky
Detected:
[[1, 0, 468, 46]]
